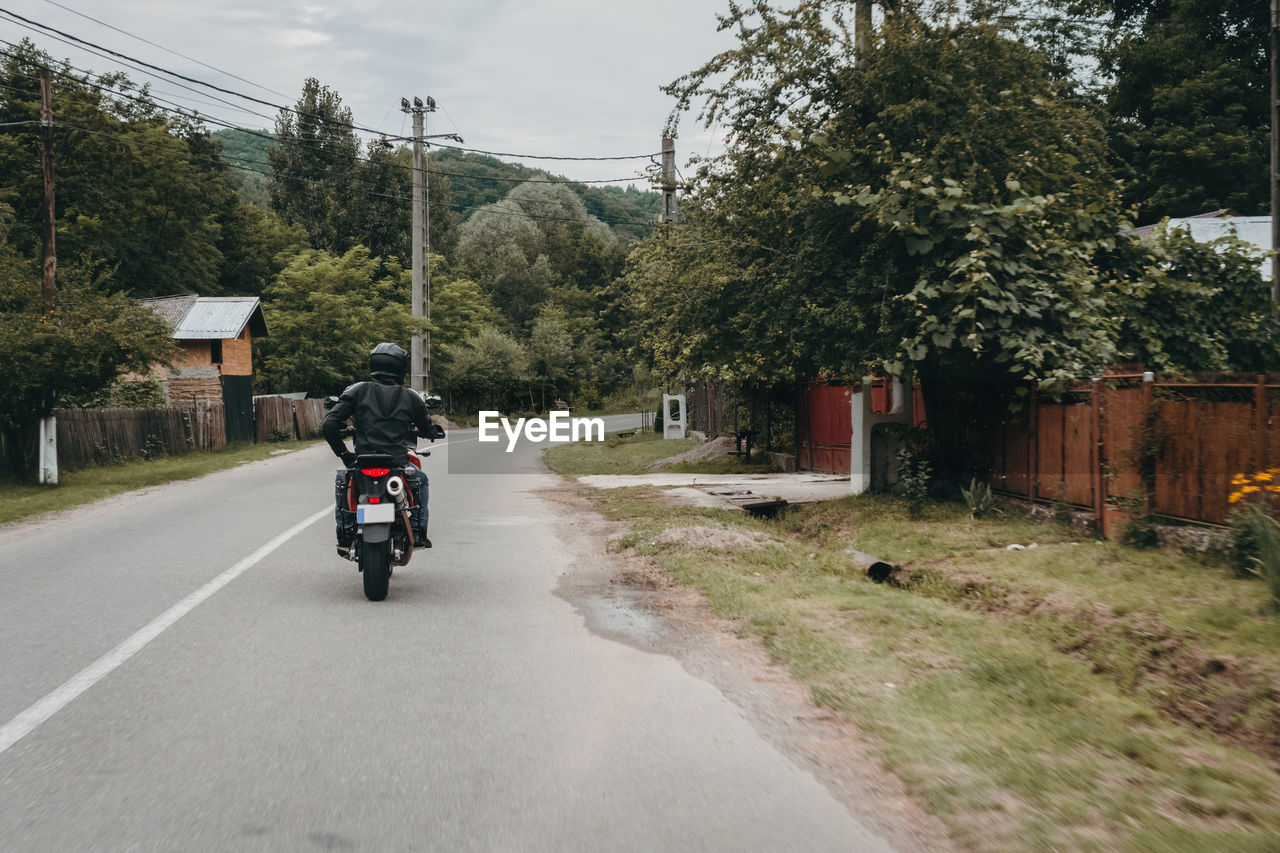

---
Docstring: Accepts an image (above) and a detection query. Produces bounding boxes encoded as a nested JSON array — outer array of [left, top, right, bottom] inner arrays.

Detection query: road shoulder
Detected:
[[545, 482, 953, 853]]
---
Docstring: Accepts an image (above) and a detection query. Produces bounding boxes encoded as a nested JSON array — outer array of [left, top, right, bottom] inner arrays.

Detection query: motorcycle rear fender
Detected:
[[361, 521, 392, 543]]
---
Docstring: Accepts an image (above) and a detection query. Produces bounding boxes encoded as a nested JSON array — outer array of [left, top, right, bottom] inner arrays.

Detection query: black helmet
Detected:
[[369, 342, 408, 381]]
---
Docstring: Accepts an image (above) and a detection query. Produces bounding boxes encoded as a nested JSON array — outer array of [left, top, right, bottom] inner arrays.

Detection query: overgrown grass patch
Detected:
[[583, 486, 1280, 851], [0, 440, 319, 526]]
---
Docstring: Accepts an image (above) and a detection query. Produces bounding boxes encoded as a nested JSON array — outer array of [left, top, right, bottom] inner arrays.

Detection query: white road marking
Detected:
[[0, 506, 330, 757]]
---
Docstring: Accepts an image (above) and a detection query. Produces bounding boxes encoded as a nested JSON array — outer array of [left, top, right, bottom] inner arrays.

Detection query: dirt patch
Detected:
[[649, 525, 781, 551], [433, 414, 462, 431], [544, 484, 954, 853], [645, 435, 735, 471]]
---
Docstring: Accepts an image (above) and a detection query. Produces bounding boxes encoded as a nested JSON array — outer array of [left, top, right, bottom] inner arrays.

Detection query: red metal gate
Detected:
[[798, 381, 852, 474]]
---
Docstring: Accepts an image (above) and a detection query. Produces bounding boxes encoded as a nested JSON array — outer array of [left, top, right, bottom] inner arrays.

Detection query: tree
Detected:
[[266, 78, 360, 252], [0, 208, 177, 477], [1068, 0, 1269, 219], [255, 247, 417, 395], [440, 326, 530, 412], [528, 305, 575, 410], [421, 253, 495, 389]]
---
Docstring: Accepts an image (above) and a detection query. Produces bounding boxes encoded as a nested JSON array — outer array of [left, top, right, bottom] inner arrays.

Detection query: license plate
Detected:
[[357, 503, 396, 524]]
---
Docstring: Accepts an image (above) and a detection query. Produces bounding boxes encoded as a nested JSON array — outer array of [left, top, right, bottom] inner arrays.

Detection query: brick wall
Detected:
[[175, 341, 212, 369], [222, 330, 253, 377]]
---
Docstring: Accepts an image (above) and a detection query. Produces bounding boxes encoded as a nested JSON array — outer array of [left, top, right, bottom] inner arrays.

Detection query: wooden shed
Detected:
[[141, 295, 269, 443]]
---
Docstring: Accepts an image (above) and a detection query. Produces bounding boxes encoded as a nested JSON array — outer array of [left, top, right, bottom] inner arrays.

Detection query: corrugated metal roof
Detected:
[[172, 297, 268, 339]]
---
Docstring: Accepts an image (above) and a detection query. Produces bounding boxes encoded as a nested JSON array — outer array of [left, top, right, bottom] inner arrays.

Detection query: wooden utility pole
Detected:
[[660, 137, 679, 226], [39, 67, 56, 308], [855, 0, 873, 68]]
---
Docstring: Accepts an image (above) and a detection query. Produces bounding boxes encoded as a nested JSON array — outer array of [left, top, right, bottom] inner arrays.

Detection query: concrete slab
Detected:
[[576, 473, 852, 506]]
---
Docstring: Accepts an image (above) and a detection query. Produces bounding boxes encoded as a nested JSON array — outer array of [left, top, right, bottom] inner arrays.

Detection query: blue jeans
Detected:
[[404, 466, 429, 531]]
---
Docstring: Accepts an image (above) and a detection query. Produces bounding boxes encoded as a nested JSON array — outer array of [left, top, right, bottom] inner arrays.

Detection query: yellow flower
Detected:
[[1242, 485, 1261, 494], [1256, 472, 1273, 482], [1229, 493, 1242, 503]]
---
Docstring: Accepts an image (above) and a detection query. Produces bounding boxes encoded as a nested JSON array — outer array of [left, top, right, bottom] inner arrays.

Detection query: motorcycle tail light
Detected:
[[360, 467, 391, 477], [368, 496, 381, 504]]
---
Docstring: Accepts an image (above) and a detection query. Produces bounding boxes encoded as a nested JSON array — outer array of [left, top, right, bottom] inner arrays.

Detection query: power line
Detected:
[[39, 0, 295, 100], [0, 9, 664, 163], [0, 48, 652, 190], [36, 121, 657, 227]]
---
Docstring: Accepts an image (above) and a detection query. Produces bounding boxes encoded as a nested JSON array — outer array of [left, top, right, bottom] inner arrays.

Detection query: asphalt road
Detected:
[[0, 415, 894, 852]]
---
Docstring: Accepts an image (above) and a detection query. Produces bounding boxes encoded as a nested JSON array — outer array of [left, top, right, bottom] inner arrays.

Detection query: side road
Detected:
[[547, 436, 1280, 852]]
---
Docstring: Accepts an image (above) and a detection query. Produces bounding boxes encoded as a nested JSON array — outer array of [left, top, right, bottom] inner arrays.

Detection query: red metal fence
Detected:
[[799, 381, 854, 474], [987, 374, 1276, 533]]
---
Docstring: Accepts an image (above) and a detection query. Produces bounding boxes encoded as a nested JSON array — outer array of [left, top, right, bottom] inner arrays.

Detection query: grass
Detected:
[[0, 440, 319, 526], [545, 428, 777, 477], [570, 462, 1280, 850]]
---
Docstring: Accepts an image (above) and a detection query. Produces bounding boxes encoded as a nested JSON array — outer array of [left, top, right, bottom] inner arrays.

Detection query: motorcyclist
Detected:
[[324, 342, 434, 549]]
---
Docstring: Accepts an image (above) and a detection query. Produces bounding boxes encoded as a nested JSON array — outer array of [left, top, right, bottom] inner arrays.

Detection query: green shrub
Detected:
[[268, 424, 294, 443], [1228, 501, 1280, 606], [896, 445, 931, 519], [960, 478, 1001, 519]]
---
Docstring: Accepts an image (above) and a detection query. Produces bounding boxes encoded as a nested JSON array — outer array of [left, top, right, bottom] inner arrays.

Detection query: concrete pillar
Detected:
[[850, 378, 912, 494], [38, 415, 58, 485], [663, 392, 688, 439]]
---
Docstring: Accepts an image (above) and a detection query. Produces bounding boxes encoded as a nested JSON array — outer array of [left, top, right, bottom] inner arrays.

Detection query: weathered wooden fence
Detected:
[[253, 395, 295, 443], [294, 398, 326, 440], [184, 402, 227, 451], [4, 396, 321, 476], [55, 407, 190, 471], [986, 373, 1277, 533]]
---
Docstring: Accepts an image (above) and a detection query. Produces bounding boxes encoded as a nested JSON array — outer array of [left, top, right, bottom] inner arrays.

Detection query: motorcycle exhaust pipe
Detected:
[[385, 475, 411, 511]]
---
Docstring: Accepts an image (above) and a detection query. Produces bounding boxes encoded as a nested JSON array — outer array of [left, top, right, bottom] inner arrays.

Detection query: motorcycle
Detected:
[[325, 394, 444, 601]]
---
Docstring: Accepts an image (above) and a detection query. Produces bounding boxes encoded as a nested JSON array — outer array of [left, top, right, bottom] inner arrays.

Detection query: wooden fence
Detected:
[[986, 373, 1277, 534], [253, 395, 295, 443], [55, 407, 190, 471], [22, 396, 321, 475], [184, 402, 227, 451], [294, 398, 326, 440]]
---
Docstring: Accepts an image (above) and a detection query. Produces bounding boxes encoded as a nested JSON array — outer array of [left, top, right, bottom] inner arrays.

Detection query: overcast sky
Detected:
[[3, 0, 737, 185]]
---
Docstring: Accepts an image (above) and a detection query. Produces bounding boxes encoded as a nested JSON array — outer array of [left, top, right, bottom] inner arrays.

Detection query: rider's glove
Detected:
[[341, 451, 357, 467]]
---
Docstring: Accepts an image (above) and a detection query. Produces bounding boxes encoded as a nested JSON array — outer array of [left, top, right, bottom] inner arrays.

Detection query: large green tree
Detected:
[[632, 2, 1274, 481], [1065, 0, 1269, 219], [255, 247, 417, 395], [267, 78, 360, 253], [0, 204, 177, 476]]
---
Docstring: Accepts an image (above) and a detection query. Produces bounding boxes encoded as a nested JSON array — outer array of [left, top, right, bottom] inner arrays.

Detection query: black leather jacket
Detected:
[[323, 379, 433, 466]]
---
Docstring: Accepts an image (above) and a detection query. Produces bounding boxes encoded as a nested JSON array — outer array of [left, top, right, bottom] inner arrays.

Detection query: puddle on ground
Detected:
[[576, 590, 667, 648]]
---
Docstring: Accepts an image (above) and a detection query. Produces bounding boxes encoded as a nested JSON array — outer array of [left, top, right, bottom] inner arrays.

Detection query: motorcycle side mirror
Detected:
[[323, 395, 340, 411], [424, 395, 443, 411]]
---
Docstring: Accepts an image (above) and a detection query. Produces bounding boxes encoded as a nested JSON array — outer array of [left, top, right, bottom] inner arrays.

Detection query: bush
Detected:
[[1228, 501, 1280, 606], [960, 478, 1001, 519], [268, 424, 294, 443], [896, 445, 931, 519]]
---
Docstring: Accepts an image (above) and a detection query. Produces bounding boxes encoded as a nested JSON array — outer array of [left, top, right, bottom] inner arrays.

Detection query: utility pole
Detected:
[[39, 67, 55, 309], [400, 96, 461, 393], [660, 137, 679, 226], [855, 0, 873, 68], [38, 67, 58, 485], [403, 97, 426, 394], [1271, 0, 1279, 302]]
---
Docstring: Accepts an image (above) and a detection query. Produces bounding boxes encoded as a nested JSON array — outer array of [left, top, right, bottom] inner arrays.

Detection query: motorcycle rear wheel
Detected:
[[360, 539, 391, 601]]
